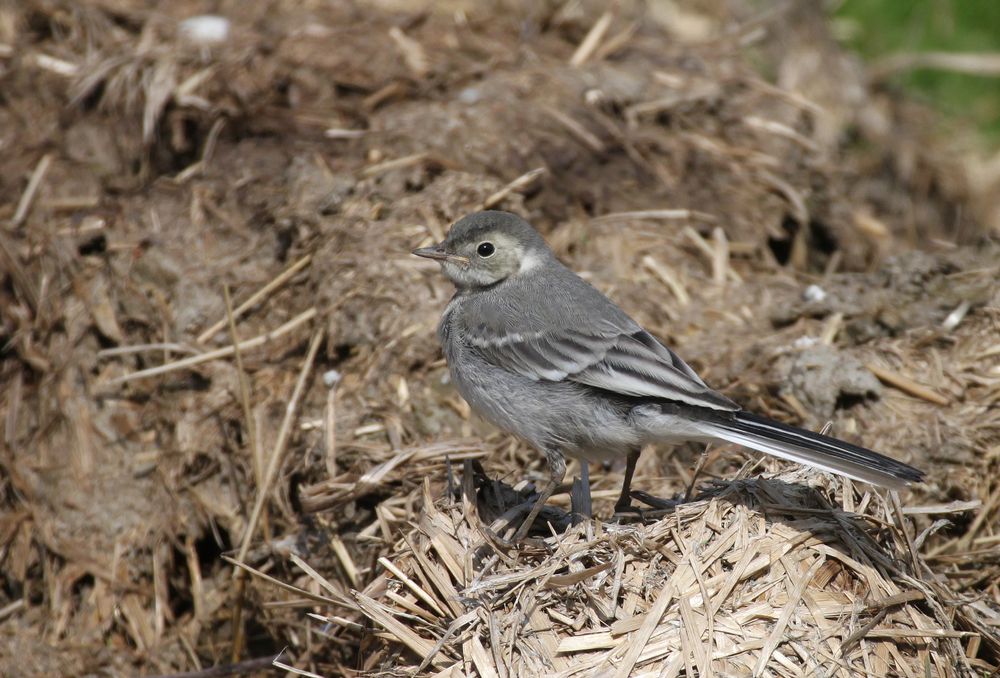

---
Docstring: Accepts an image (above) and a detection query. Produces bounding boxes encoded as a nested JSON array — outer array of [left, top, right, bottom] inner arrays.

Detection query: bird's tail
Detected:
[[702, 410, 925, 490]]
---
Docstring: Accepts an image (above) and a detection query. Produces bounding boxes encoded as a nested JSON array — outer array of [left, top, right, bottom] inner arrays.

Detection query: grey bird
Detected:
[[413, 211, 924, 541]]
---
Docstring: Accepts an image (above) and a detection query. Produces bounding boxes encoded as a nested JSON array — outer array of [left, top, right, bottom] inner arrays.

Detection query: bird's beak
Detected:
[[412, 245, 469, 266]]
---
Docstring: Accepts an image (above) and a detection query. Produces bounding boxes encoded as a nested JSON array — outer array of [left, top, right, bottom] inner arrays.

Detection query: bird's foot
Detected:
[[483, 526, 551, 555], [631, 490, 679, 511], [484, 502, 552, 553], [612, 501, 646, 524]]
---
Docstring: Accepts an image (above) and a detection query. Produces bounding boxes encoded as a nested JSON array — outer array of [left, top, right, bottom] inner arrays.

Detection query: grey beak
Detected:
[[412, 245, 449, 261], [412, 245, 470, 266]]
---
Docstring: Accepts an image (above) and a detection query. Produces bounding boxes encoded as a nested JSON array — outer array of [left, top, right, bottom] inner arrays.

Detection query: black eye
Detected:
[[477, 242, 495, 258]]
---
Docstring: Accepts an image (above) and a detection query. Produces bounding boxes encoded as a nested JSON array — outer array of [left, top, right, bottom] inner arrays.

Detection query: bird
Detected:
[[413, 210, 925, 542]]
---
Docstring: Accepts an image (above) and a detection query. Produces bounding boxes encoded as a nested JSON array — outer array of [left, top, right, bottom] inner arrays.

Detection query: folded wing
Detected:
[[467, 324, 738, 412]]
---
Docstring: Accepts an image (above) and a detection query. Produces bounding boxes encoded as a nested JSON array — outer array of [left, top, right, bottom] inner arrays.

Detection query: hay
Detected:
[[290, 466, 990, 677]]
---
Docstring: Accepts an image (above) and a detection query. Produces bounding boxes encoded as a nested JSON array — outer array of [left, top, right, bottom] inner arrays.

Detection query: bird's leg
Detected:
[[614, 448, 642, 514], [510, 449, 566, 542], [570, 461, 592, 525]]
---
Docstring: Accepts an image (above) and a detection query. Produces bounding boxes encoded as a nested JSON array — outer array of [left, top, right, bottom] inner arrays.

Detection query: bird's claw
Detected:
[[612, 502, 647, 523]]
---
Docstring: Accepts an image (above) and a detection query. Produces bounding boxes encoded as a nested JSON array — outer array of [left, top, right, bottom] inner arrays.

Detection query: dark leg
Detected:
[[614, 448, 642, 514], [510, 449, 566, 542], [570, 461, 592, 525]]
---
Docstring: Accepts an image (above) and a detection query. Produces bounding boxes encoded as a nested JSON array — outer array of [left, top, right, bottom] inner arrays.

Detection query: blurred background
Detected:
[[0, 1, 998, 676], [835, 0, 1000, 142]]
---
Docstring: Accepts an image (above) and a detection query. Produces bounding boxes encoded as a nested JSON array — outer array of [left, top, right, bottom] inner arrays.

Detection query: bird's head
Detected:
[[412, 211, 553, 289]]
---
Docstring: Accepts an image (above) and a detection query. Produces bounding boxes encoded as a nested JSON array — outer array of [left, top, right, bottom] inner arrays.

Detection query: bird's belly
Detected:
[[447, 347, 640, 455], [565, 445, 628, 464]]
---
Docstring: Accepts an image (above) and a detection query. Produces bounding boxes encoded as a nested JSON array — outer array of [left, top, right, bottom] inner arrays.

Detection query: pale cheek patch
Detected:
[[441, 261, 462, 276], [445, 263, 501, 288], [518, 250, 543, 274]]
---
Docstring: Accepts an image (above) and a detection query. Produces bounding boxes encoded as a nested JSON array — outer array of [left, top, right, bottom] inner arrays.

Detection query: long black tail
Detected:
[[702, 410, 925, 489]]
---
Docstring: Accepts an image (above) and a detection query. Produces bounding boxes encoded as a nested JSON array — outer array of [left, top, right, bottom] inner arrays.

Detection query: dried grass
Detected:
[[300, 466, 994, 677]]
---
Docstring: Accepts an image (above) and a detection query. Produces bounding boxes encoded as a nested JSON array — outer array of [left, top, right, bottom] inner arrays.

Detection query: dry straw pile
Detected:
[[295, 464, 991, 676]]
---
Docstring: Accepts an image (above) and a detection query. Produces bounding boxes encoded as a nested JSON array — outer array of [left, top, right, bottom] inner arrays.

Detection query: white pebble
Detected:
[[803, 284, 827, 302], [458, 88, 481, 104], [179, 15, 231, 45]]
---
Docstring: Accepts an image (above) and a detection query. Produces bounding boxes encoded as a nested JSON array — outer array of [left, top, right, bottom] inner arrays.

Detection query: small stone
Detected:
[[179, 15, 231, 45], [803, 284, 827, 302]]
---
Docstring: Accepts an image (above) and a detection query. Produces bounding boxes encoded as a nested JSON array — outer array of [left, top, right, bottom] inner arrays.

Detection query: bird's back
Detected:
[[453, 259, 639, 339]]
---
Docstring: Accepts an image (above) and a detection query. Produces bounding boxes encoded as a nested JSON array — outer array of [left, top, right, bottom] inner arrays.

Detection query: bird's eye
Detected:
[[477, 242, 496, 258]]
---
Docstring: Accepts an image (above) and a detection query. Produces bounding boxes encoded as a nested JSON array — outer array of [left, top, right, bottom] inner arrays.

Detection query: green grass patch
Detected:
[[834, 0, 1000, 143]]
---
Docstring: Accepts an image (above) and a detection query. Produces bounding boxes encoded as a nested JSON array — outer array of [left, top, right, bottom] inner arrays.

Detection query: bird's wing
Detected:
[[466, 322, 738, 411], [572, 329, 738, 410]]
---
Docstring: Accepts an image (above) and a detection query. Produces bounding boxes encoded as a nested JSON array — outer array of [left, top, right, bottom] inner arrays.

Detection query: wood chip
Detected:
[[866, 363, 951, 406]]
